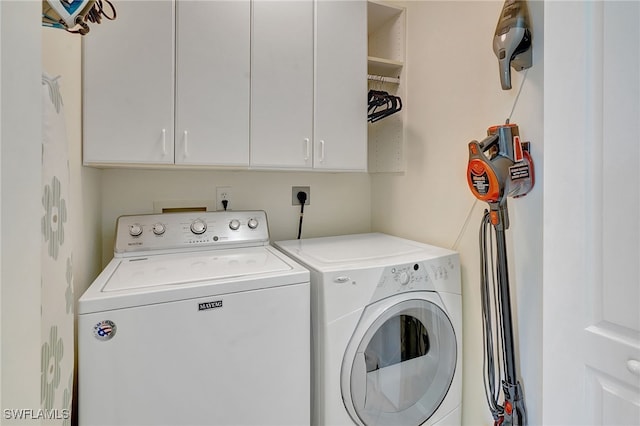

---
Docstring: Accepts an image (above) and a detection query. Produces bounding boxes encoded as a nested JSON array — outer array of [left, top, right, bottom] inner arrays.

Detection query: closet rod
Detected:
[[367, 74, 400, 84]]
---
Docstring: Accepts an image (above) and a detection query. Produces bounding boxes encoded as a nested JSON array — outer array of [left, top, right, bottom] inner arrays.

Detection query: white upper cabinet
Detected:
[[175, 1, 250, 166], [250, 0, 315, 169], [315, 0, 367, 171], [83, 0, 250, 167], [250, 0, 367, 171], [83, 0, 366, 171], [83, 1, 175, 165]]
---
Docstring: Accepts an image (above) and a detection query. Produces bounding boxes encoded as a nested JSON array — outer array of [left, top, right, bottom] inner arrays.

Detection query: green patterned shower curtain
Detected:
[[41, 73, 74, 425]]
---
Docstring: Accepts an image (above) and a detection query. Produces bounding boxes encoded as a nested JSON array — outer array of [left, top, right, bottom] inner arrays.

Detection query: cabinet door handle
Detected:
[[161, 129, 167, 156], [183, 130, 189, 157], [304, 138, 310, 161], [319, 140, 325, 163]]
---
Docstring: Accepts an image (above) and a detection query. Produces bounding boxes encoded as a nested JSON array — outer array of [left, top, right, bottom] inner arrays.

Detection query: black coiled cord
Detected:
[[480, 210, 505, 422], [65, 0, 117, 35], [84, 0, 117, 25]]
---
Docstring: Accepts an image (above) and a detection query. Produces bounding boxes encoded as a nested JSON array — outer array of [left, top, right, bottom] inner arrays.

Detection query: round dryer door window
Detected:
[[341, 296, 457, 426]]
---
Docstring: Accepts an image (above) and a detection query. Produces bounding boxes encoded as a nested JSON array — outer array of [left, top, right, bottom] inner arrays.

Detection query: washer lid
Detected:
[[103, 246, 293, 292], [79, 246, 309, 314], [276, 233, 456, 270]]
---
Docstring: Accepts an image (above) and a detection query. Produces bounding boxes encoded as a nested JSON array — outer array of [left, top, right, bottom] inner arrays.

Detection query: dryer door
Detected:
[[341, 293, 457, 426]]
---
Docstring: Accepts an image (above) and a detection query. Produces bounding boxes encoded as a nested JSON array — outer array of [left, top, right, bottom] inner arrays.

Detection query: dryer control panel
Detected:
[[114, 210, 269, 256], [372, 254, 460, 300]]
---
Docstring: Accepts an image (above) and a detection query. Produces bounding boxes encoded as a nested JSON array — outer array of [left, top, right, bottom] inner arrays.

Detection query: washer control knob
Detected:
[[190, 220, 207, 235], [229, 219, 241, 231], [152, 223, 166, 235], [247, 218, 259, 229], [399, 271, 410, 285], [129, 224, 143, 237]]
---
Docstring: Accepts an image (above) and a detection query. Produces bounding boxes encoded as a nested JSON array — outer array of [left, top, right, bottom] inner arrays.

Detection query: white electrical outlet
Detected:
[[216, 186, 232, 211]]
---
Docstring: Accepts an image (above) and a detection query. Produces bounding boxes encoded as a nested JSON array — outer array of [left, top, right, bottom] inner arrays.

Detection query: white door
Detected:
[[83, 0, 174, 165], [314, 0, 367, 171], [250, 0, 314, 169], [175, 0, 250, 166], [543, 1, 640, 424]]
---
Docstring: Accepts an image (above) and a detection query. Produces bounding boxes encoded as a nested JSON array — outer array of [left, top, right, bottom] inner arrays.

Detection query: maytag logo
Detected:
[[198, 300, 223, 311]]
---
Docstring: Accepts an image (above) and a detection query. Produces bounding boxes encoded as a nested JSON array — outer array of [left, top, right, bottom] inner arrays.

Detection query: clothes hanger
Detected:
[[367, 90, 402, 123]]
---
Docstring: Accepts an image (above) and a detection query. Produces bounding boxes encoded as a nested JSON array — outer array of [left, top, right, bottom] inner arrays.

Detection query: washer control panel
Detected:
[[114, 210, 269, 255]]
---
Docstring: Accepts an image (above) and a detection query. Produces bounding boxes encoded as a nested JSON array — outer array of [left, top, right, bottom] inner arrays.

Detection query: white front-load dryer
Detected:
[[275, 233, 461, 426]]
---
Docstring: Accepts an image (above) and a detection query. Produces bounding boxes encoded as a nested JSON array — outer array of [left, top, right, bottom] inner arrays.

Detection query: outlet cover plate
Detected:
[[216, 186, 232, 211], [292, 186, 310, 205]]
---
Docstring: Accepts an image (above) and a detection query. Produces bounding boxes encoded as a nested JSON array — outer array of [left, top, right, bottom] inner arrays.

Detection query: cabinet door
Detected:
[[83, 1, 174, 165], [175, 0, 250, 166], [314, 0, 367, 171], [250, 0, 314, 169]]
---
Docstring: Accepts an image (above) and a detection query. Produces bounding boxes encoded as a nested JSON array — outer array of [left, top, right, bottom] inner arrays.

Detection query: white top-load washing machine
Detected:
[[79, 211, 310, 426], [275, 233, 461, 426]]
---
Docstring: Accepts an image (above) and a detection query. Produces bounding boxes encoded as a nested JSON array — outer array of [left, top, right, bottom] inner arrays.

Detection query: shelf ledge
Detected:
[[368, 56, 403, 77]]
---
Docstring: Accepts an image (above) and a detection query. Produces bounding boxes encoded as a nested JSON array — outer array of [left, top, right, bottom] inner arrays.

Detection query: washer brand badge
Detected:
[[93, 320, 116, 341], [198, 300, 223, 311]]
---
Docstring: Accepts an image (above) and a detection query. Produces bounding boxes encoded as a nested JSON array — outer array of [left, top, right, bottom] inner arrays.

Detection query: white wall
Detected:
[[99, 169, 371, 265], [0, 1, 42, 421], [370, 1, 543, 424]]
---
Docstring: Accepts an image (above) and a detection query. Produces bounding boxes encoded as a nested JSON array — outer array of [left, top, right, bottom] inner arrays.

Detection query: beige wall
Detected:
[[370, 1, 544, 424], [99, 169, 371, 266]]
